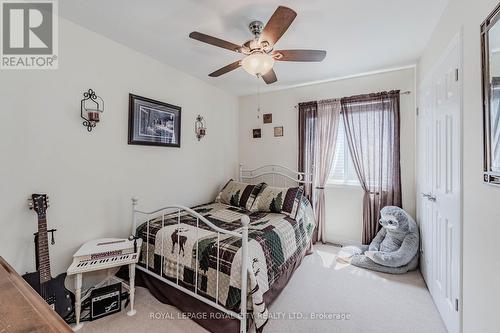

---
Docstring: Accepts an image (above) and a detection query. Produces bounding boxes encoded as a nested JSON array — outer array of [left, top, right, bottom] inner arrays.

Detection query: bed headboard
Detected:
[[239, 164, 312, 187]]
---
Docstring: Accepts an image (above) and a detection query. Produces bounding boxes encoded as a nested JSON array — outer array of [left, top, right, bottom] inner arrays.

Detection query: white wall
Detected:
[[0, 18, 239, 277], [418, 1, 500, 332], [239, 68, 416, 244]]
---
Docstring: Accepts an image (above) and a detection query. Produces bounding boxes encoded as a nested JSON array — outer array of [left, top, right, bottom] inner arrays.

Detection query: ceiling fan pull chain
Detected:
[[257, 80, 261, 119]]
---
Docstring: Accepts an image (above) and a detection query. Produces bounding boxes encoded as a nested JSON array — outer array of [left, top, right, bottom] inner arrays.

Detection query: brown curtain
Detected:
[[341, 91, 402, 244], [298, 101, 318, 242], [298, 102, 317, 201]]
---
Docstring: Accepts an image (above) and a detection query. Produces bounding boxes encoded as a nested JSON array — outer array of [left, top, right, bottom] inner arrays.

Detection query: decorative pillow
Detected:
[[252, 185, 304, 218], [215, 180, 267, 211]]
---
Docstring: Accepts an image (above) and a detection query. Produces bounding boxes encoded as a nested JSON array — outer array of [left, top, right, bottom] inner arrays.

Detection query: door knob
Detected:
[[421, 192, 436, 202]]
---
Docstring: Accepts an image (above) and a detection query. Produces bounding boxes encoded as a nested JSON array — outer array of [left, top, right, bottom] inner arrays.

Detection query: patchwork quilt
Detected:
[[135, 196, 315, 331]]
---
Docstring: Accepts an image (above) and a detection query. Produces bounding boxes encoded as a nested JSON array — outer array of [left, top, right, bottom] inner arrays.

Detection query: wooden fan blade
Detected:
[[274, 50, 327, 62], [189, 31, 241, 53], [260, 6, 297, 46], [262, 69, 277, 84], [209, 60, 241, 77]]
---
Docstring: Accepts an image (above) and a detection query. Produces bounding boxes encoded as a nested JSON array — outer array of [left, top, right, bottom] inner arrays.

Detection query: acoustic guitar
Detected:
[[23, 194, 73, 319]]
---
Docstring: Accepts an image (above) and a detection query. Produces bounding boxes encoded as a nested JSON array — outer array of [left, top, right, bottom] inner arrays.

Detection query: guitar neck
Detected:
[[37, 217, 51, 283]]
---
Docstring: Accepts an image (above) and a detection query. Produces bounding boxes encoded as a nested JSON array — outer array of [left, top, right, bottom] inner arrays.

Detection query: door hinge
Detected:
[[455, 298, 459, 311], [455, 68, 459, 82], [416, 107, 419, 116]]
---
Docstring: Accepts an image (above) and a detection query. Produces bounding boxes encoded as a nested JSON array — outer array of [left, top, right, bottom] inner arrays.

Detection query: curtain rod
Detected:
[[293, 90, 411, 109]]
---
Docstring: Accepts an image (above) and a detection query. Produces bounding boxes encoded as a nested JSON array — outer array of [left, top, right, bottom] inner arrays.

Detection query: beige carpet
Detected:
[[79, 245, 446, 333]]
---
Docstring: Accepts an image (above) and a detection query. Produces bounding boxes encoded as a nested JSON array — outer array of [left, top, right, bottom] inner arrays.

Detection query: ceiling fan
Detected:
[[189, 6, 326, 84]]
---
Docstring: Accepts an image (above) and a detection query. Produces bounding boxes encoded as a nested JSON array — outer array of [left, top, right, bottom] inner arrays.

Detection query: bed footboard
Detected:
[[131, 197, 250, 333]]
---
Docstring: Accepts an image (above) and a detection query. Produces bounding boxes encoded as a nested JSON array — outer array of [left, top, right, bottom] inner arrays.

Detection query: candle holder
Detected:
[[195, 115, 206, 141], [81, 89, 104, 132]]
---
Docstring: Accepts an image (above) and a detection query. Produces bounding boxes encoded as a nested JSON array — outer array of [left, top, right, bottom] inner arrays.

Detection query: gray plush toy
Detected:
[[347, 206, 419, 274]]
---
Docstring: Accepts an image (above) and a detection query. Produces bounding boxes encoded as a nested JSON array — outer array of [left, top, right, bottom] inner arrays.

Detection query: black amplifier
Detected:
[[90, 283, 122, 320]]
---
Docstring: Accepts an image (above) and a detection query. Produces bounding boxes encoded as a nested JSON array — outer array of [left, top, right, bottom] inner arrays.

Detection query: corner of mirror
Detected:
[[482, 3, 500, 187]]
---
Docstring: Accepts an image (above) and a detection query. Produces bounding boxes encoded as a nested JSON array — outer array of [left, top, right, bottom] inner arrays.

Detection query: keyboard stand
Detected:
[[67, 241, 141, 331]]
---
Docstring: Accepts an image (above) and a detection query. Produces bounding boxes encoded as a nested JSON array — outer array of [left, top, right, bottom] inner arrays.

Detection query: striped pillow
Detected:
[[215, 180, 267, 212], [252, 185, 304, 219]]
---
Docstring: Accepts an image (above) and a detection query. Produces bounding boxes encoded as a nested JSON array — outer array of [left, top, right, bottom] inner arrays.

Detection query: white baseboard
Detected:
[[323, 235, 362, 247]]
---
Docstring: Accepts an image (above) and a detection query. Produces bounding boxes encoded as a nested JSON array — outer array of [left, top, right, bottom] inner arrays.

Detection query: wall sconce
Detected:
[[81, 89, 104, 132], [195, 115, 206, 141]]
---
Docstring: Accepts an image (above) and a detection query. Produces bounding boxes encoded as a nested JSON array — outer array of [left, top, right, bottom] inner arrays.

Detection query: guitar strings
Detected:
[[40, 212, 47, 300], [34, 197, 51, 306], [41, 222, 46, 300]]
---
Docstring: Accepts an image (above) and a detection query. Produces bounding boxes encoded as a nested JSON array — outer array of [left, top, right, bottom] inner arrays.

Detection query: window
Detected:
[[328, 121, 360, 186]]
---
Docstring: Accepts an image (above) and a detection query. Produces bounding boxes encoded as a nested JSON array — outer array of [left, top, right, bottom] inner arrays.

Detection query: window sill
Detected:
[[325, 182, 361, 189]]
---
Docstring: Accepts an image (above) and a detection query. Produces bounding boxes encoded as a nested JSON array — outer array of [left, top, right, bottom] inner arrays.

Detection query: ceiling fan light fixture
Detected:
[[190, 6, 326, 85], [241, 52, 274, 77]]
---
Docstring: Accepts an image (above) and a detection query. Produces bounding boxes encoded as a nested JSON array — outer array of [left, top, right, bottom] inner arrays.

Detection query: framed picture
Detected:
[[128, 94, 181, 147], [274, 126, 284, 137], [263, 113, 273, 124], [252, 128, 262, 138]]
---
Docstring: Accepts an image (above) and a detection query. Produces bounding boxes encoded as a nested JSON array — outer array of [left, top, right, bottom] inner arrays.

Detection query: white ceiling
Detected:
[[60, 0, 449, 96]]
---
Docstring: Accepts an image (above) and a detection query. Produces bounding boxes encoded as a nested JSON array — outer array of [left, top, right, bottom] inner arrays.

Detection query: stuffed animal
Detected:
[[344, 206, 419, 274]]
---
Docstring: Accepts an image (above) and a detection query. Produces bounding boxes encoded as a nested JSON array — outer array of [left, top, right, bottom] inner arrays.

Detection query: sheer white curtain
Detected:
[[313, 99, 341, 243]]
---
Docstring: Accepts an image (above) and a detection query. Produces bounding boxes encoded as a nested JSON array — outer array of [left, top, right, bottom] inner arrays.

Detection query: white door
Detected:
[[417, 82, 434, 285], [417, 34, 461, 333]]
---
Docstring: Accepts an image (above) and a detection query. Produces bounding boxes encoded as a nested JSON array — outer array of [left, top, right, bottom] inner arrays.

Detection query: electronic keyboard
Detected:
[[67, 238, 142, 275]]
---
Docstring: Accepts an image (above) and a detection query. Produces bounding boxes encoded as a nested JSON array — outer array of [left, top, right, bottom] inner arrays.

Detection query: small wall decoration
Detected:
[[274, 126, 284, 137], [252, 128, 262, 138], [80, 89, 104, 132], [263, 113, 273, 124], [195, 115, 206, 141], [128, 94, 181, 147]]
